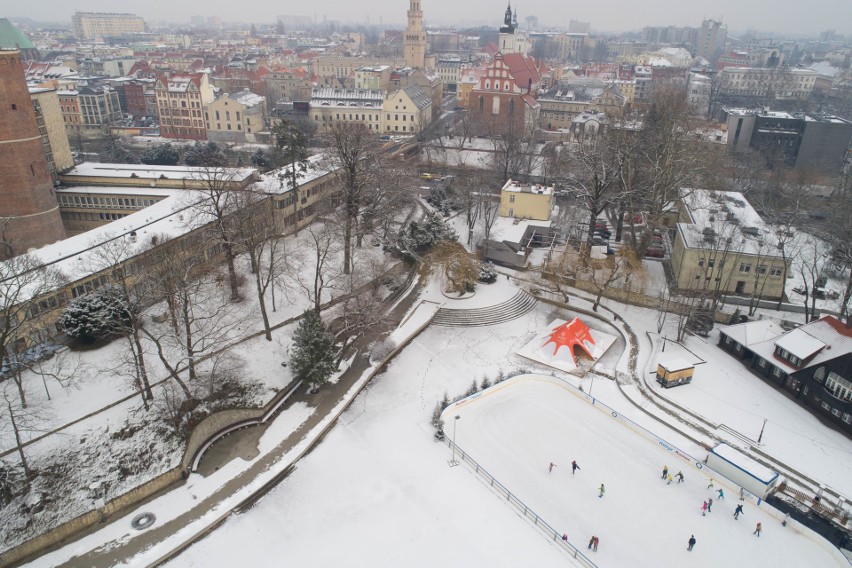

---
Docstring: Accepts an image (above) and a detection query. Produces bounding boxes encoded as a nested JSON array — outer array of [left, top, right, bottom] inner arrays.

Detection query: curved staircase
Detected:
[[432, 290, 538, 327]]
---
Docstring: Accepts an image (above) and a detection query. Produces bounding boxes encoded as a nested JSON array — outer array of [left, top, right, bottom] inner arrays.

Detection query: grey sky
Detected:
[[8, 0, 852, 35]]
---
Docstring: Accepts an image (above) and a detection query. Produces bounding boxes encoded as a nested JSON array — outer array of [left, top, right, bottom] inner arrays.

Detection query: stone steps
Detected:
[[432, 290, 538, 327]]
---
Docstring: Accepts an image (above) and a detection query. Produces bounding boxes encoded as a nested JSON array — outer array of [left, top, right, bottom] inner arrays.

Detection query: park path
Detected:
[[44, 272, 427, 568]]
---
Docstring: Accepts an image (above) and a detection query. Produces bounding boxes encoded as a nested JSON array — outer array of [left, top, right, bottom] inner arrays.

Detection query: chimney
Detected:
[[527, 77, 532, 94]]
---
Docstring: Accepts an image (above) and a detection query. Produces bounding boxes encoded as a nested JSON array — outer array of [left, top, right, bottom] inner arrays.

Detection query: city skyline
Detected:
[[5, 0, 852, 36]]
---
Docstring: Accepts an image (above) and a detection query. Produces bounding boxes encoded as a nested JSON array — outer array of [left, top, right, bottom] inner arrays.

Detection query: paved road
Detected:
[[50, 271, 426, 568]]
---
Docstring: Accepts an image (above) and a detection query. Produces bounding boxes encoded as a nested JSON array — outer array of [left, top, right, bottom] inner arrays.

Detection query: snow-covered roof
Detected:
[[255, 154, 330, 195], [502, 179, 553, 195], [711, 443, 779, 484], [748, 316, 852, 373], [228, 90, 266, 108], [489, 216, 552, 245], [718, 319, 785, 347], [62, 163, 257, 184], [657, 358, 693, 372], [775, 328, 826, 360], [676, 188, 783, 258]]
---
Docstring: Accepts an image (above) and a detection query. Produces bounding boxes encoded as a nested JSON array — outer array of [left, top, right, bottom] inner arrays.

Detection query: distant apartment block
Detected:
[[72, 12, 145, 39], [716, 67, 817, 100]]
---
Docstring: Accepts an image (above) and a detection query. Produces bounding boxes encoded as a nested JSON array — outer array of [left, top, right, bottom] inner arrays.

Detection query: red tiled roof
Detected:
[[501, 52, 541, 91]]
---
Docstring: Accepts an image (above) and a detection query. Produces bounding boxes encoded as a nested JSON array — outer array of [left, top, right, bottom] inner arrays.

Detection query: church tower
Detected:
[[498, 3, 527, 54], [0, 49, 65, 258], [404, 0, 426, 68]]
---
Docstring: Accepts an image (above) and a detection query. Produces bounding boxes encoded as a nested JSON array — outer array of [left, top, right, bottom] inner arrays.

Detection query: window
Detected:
[[509, 195, 515, 203], [757, 265, 767, 275], [825, 372, 852, 402], [698, 258, 705, 267], [739, 263, 751, 273], [757, 358, 767, 369], [770, 267, 782, 277], [821, 401, 831, 411], [708, 259, 715, 268], [831, 408, 842, 418], [843, 413, 852, 424], [724, 336, 732, 345], [814, 367, 826, 382]]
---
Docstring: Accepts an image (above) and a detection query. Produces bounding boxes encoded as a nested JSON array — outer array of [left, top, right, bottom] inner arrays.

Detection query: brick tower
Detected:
[[0, 49, 66, 258]]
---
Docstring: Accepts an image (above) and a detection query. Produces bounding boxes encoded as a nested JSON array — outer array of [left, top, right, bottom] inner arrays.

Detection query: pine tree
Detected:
[[59, 286, 131, 344], [289, 309, 336, 390]]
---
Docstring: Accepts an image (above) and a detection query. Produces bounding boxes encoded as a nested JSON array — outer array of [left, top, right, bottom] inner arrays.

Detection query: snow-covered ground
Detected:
[[170, 321, 846, 567]]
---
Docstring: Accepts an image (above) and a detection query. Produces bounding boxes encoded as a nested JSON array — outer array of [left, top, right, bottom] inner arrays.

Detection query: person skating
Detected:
[[734, 504, 744, 519], [588, 536, 596, 550], [707, 497, 713, 512], [701, 501, 708, 516], [717, 488, 725, 499], [754, 522, 762, 537], [667, 473, 673, 485], [599, 483, 605, 498], [739, 488, 745, 501], [676, 471, 685, 483], [687, 535, 696, 551], [707, 478, 715, 489], [592, 536, 599, 551], [782, 513, 789, 527], [661, 465, 669, 479], [572, 460, 580, 475], [549, 462, 557, 473]]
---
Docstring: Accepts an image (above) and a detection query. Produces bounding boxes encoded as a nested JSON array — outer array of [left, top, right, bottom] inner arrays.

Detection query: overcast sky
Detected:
[[9, 0, 852, 36]]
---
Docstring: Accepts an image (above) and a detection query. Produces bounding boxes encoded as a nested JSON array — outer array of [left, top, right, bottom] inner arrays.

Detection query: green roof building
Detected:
[[0, 19, 38, 60]]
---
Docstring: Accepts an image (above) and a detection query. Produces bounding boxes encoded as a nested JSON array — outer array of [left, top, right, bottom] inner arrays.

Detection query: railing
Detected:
[[443, 436, 598, 568]]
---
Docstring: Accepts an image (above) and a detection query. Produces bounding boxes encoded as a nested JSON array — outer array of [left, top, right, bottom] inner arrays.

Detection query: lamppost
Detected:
[[449, 415, 461, 467], [757, 418, 767, 444]]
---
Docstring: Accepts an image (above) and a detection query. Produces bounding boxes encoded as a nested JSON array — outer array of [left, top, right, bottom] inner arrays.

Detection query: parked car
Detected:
[[645, 248, 665, 258], [420, 172, 434, 180]]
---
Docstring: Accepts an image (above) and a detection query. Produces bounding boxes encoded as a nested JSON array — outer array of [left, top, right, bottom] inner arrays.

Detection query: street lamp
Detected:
[[449, 415, 461, 467]]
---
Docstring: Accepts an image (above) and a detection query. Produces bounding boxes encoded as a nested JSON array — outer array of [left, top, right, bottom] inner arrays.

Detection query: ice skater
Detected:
[[572, 460, 580, 475], [734, 504, 744, 519], [782, 513, 789, 527], [701, 501, 708, 516], [676, 471, 685, 483], [593, 536, 599, 551], [549, 462, 557, 473], [739, 488, 745, 501], [667, 473, 674, 485], [707, 497, 713, 512], [599, 484, 605, 498], [717, 488, 725, 499], [754, 522, 762, 537], [687, 535, 696, 551], [707, 478, 715, 489], [588, 536, 596, 550], [661, 465, 669, 479]]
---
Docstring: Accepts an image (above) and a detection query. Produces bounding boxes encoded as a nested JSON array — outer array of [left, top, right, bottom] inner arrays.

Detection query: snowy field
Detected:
[[170, 300, 846, 567]]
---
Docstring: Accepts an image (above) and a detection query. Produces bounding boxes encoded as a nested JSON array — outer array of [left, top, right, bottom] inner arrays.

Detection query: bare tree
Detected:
[[0, 254, 67, 408], [797, 235, 830, 322], [139, 240, 237, 399], [0, 382, 50, 478], [289, 220, 343, 313], [427, 241, 480, 296], [85, 235, 154, 404], [231, 187, 282, 341], [565, 132, 625, 261], [187, 167, 247, 301]]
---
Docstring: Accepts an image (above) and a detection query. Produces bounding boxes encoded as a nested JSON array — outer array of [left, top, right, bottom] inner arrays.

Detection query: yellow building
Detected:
[[670, 189, 790, 299], [355, 66, 391, 90], [457, 68, 481, 106], [204, 90, 267, 143], [499, 179, 554, 221], [382, 85, 432, 134]]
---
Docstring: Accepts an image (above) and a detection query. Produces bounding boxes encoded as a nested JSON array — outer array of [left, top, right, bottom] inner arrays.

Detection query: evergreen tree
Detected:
[[398, 211, 458, 254], [184, 141, 228, 167], [140, 143, 180, 165], [289, 309, 336, 390], [250, 148, 271, 169], [59, 286, 132, 344]]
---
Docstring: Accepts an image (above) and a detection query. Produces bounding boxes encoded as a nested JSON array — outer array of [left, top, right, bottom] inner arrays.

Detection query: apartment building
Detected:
[[205, 90, 267, 144], [382, 85, 432, 134], [309, 87, 385, 132], [155, 73, 214, 140]]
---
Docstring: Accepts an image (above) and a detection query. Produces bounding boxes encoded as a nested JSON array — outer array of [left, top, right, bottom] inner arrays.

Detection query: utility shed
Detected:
[[707, 443, 780, 499], [655, 358, 694, 388]]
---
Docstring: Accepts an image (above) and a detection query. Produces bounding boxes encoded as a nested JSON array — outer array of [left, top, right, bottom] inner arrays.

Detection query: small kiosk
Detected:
[[655, 358, 695, 388]]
